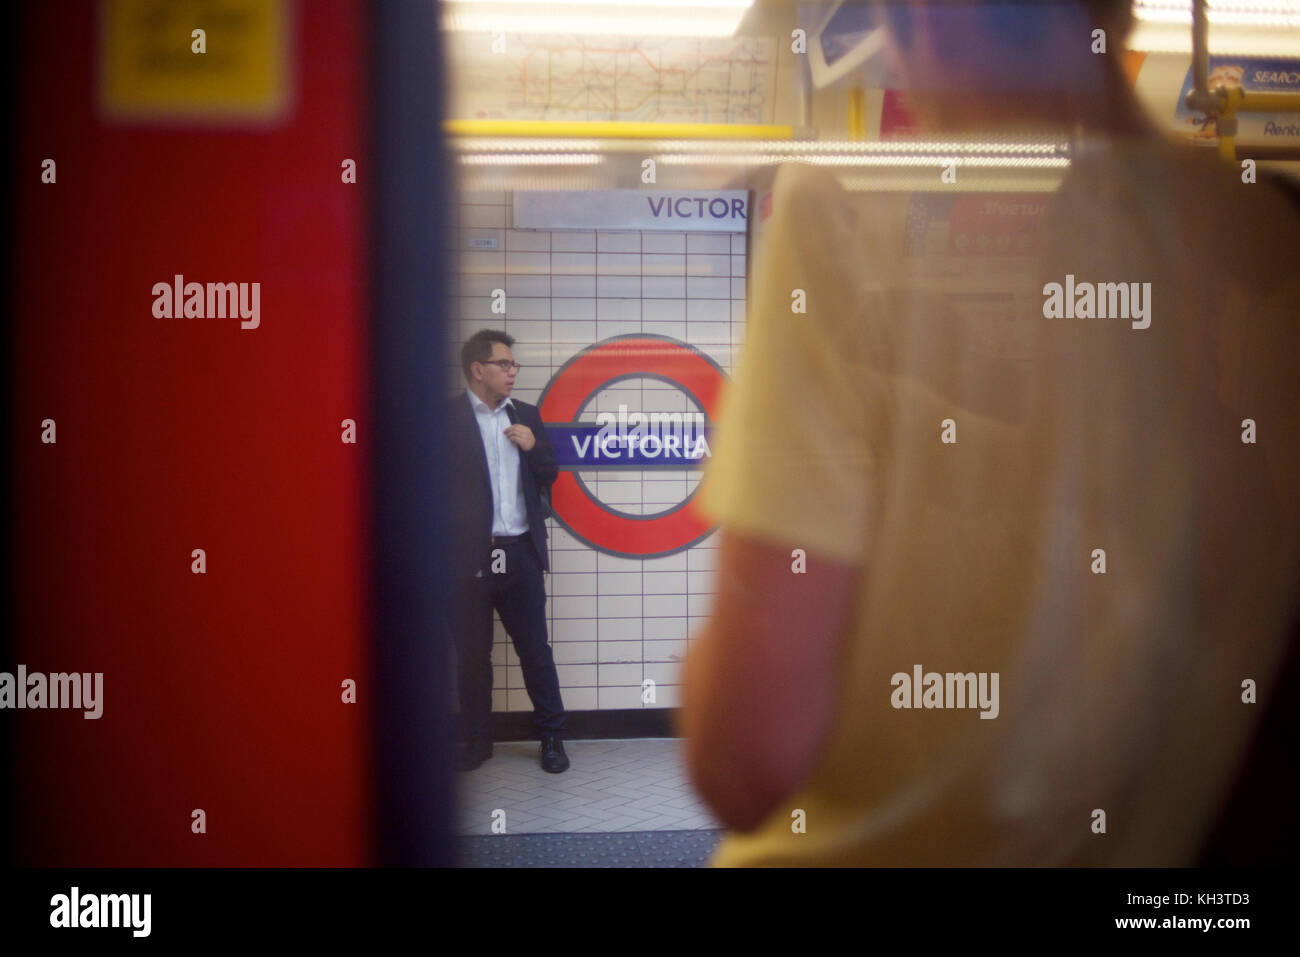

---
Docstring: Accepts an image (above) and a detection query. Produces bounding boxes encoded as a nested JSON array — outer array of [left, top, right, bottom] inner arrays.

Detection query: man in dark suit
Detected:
[[448, 329, 569, 773]]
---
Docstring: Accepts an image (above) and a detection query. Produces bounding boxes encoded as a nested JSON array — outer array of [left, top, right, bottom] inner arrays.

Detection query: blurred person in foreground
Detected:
[[682, 0, 1300, 865]]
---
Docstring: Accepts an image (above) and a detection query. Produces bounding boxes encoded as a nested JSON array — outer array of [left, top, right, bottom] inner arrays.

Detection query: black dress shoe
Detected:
[[539, 735, 569, 773], [457, 738, 493, 772]]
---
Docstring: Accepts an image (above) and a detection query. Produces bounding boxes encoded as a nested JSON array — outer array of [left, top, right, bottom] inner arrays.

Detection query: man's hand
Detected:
[[504, 423, 536, 452]]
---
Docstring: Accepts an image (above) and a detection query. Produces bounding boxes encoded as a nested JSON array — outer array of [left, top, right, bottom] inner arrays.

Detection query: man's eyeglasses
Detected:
[[481, 359, 522, 372]]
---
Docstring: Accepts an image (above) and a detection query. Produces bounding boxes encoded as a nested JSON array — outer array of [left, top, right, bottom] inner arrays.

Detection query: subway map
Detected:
[[449, 34, 778, 124]]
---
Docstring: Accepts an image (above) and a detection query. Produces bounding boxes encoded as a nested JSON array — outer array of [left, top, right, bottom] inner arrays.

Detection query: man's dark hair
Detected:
[[461, 329, 515, 381]]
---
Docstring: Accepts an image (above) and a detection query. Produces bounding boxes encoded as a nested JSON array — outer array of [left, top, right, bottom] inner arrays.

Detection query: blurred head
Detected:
[[867, 0, 1140, 133], [461, 329, 518, 405]]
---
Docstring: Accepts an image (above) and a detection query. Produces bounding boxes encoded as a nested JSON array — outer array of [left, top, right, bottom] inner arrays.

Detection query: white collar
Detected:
[[466, 388, 514, 415]]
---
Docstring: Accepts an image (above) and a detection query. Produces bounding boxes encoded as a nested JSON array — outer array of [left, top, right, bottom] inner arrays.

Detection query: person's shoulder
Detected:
[[1166, 147, 1300, 286], [448, 391, 473, 415], [762, 163, 906, 280], [766, 163, 853, 234], [772, 161, 844, 202], [1049, 136, 1300, 280]]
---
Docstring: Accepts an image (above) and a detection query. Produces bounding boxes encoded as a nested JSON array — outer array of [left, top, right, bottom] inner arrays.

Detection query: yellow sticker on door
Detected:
[[99, 0, 290, 122]]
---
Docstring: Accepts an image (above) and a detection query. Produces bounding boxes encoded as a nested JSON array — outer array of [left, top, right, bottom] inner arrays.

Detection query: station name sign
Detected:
[[513, 190, 748, 232]]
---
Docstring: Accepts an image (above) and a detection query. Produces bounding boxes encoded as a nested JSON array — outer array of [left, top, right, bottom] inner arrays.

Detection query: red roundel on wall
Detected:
[[537, 335, 727, 558]]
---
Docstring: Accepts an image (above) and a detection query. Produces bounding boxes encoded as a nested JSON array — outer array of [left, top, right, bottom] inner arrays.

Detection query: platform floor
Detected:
[[456, 829, 725, 867], [456, 737, 721, 840]]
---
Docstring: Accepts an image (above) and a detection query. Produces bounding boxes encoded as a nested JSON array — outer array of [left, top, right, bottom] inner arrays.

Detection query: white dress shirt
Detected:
[[466, 388, 529, 536]]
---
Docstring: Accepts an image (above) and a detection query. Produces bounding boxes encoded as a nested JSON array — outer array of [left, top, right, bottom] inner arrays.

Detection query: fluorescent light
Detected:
[[450, 137, 1071, 170], [655, 154, 1070, 169], [1130, 0, 1300, 51], [1134, 2, 1300, 28], [441, 0, 754, 37]]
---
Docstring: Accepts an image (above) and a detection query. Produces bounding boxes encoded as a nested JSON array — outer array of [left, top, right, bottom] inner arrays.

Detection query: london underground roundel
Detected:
[[537, 335, 727, 559]]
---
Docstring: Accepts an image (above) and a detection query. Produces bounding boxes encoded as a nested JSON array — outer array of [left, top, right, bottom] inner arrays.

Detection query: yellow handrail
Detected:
[[445, 119, 794, 140], [1215, 88, 1300, 162], [847, 88, 867, 141]]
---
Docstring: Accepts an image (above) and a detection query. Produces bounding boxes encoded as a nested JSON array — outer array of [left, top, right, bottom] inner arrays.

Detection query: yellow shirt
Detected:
[[699, 151, 1300, 866]]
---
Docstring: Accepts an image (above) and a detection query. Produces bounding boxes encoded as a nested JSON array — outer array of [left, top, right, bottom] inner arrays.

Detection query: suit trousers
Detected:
[[453, 538, 566, 741]]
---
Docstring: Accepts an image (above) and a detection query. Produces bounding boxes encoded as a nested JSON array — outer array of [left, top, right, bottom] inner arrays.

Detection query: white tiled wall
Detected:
[[452, 190, 748, 712]]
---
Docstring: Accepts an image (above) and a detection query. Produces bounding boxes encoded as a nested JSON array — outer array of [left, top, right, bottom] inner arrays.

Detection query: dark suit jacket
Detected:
[[447, 391, 558, 576]]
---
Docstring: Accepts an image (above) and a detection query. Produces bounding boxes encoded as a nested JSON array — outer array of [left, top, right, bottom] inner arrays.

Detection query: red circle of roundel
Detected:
[[538, 336, 726, 558]]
